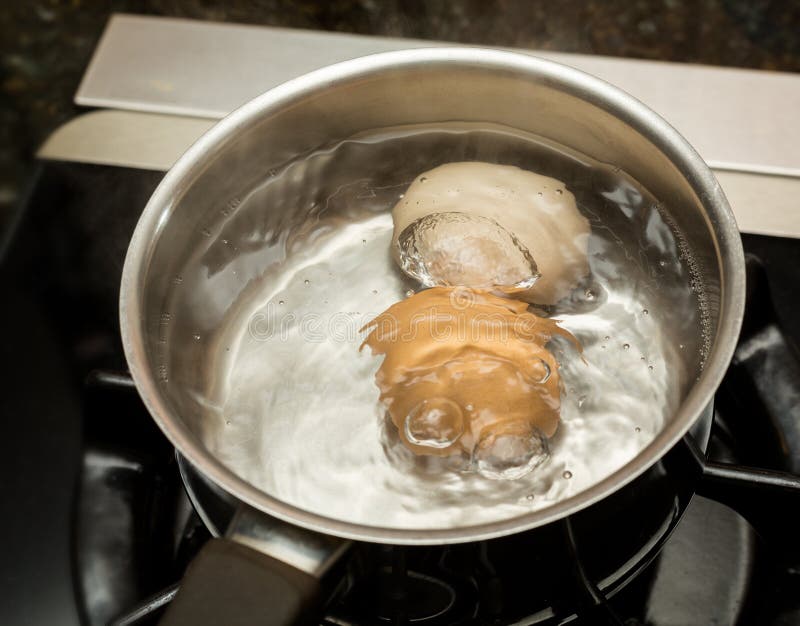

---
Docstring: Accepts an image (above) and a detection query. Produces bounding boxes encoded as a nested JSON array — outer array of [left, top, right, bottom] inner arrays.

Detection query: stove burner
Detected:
[[368, 567, 456, 622], [325, 545, 479, 626]]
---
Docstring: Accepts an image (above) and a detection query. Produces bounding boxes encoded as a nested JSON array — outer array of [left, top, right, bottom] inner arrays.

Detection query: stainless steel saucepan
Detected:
[[121, 48, 747, 625]]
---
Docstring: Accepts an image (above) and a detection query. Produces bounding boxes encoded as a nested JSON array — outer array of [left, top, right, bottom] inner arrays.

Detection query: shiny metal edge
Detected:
[[37, 110, 215, 171], [77, 13, 800, 176], [228, 507, 350, 578], [119, 48, 745, 545], [37, 109, 800, 239]]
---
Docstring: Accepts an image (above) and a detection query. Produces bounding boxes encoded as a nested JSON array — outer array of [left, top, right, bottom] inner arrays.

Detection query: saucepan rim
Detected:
[[120, 47, 745, 545]]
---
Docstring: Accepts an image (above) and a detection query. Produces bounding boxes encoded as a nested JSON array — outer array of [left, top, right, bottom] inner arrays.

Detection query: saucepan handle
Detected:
[[159, 506, 350, 626], [159, 538, 321, 626]]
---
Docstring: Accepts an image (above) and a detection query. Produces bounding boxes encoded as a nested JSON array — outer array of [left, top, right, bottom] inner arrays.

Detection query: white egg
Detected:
[[392, 162, 590, 304]]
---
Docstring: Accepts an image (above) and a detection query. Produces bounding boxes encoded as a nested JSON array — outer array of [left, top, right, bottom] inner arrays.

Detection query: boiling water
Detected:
[[177, 124, 706, 530]]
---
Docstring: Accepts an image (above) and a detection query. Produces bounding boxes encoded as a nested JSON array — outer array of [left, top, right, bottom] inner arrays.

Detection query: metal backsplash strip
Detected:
[[60, 13, 800, 237], [77, 14, 800, 176], [37, 110, 800, 239]]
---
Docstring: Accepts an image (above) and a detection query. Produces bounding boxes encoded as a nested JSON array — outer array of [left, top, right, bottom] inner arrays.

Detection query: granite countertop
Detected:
[[2, 0, 799, 232]]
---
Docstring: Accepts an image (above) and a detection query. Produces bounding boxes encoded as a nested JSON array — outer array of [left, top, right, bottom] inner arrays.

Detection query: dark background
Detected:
[[0, 4, 799, 624], [2, 0, 800, 232]]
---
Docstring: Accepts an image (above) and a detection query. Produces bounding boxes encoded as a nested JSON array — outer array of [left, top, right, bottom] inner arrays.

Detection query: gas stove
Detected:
[[2, 14, 800, 626]]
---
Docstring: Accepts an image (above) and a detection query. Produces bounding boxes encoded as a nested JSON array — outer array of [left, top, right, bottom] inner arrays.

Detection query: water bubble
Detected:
[[405, 289, 414, 298], [160, 313, 171, 323], [679, 344, 685, 350], [640, 356, 646, 361], [526, 494, 535, 501], [397, 212, 540, 291], [404, 398, 464, 449], [584, 289, 596, 300], [304, 279, 310, 285], [623, 343, 630, 350], [193, 334, 201, 341], [642, 309, 649, 316], [635, 426, 642, 433], [659, 260, 667, 267], [225, 420, 231, 426], [474, 424, 549, 480], [222, 239, 229, 245], [562, 470, 573, 479], [279, 300, 284, 306], [201, 228, 211, 237], [556, 189, 563, 195], [533, 358, 551, 383], [465, 403, 474, 411], [172, 276, 183, 285], [420, 176, 428, 183], [604, 335, 610, 341], [648, 365, 654, 371], [362, 239, 367, 244], [372, 289, 378, 294], [577, 395, 587, 408]]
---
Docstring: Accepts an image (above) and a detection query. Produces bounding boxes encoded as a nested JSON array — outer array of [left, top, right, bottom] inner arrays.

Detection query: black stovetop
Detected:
[[1, 161, 799, 626]]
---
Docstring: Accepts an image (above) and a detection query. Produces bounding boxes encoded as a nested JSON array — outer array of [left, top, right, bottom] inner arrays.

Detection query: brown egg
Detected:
[[361, 287, 580, 467]]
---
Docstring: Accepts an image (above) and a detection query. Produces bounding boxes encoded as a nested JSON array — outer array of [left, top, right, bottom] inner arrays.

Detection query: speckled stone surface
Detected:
[[2, 0, 799, 230]]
